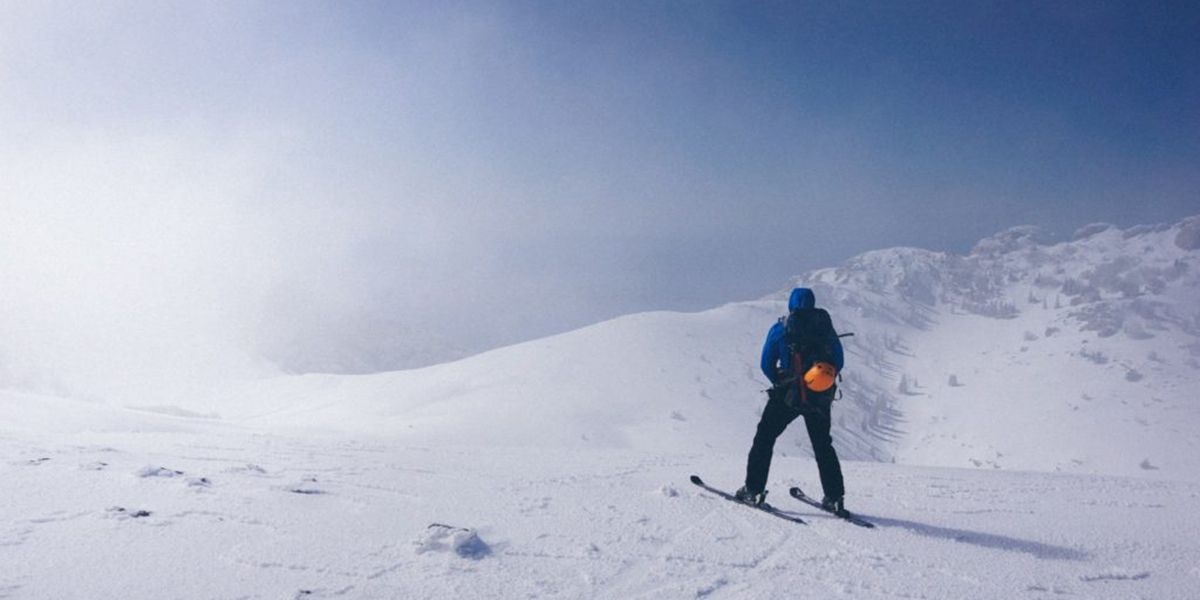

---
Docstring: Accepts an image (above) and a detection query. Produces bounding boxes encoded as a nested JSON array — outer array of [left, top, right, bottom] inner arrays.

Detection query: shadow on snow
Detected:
[[866, 515, 1088, 561]]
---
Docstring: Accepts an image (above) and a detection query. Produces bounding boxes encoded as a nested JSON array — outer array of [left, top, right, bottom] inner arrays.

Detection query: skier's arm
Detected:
[[760, 323, 784, 384]]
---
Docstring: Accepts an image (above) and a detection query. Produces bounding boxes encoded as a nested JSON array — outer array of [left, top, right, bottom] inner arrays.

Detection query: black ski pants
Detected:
[[744, 386, 844, 500]]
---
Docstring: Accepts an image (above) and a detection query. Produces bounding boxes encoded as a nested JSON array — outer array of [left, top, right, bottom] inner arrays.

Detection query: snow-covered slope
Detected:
[[201, 300, 904, 465], [253, 305, 469, 375], [192, 216, 1200, 481], [4, 217, 1199, 599], [205, 304, 786, 453], [783, 218, 1200, 478], [3, 392, 1198, 600]]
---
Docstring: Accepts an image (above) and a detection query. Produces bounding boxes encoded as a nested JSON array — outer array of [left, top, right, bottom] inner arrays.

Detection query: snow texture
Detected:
[[2, 401, 1198, 599], [1, 216, 1198, 598]]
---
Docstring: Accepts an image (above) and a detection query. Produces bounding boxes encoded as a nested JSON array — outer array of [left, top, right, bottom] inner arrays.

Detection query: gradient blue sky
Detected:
[[3, 1, 1198, 353]]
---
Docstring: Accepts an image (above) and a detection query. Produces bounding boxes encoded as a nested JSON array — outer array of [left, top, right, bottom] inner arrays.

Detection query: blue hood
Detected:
[[763, 286, 843, 382], [788, 287, 815, 310]]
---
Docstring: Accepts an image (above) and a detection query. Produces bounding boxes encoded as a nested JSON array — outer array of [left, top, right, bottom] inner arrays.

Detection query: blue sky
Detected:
[[2, 1, 1197, 354]]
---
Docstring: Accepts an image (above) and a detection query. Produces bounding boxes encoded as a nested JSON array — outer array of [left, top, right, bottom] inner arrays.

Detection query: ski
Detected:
[[690, 475, 806, 524], [789, 486, 875, 528]]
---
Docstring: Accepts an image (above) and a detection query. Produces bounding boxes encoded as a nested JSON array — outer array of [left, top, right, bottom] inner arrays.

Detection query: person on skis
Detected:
[[736, 287, 848, 516]]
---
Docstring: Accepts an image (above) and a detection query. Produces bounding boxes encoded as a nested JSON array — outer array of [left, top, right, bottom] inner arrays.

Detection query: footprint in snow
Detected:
[[285, 477, 326, 495], [519, 497, 551, 513], [135, 465, 184, 478], [291, 586, 355, 599], [227, 463, 270, 476], [695, 577, 729, 598], [106, 506, 152, 519]]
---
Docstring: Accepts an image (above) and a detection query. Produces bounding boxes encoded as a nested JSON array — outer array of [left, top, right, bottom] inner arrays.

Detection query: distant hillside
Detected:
[[254, 310, 469, 375], [200, 216, 1200, 481]]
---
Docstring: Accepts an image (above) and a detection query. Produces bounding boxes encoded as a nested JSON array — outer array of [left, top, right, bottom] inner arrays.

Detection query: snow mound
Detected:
[[971, 225, 1055, 256], [1072, 222, 1118, 241], [134, 466, 184, 478], [1176, 216, 1200, 250], [414, 524, 491, 560]]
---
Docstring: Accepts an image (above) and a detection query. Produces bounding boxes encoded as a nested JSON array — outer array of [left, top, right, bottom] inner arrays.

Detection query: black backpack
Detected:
[[779, 307, 838, 406]]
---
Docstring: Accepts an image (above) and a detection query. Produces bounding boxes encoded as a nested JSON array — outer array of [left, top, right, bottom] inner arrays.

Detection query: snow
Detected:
[[3, 394, 1199, 599], [2, 216, 1199, 598], [414, 524, 492, 559]]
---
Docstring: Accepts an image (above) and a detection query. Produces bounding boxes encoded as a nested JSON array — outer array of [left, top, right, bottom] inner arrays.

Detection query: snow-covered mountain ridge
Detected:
[[774, 217, 1200, 478], [192, 216, 1200, 481]]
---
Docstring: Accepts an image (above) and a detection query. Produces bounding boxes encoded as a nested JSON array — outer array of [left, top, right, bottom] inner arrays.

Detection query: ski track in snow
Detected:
[[3, 422, 1199, 600]]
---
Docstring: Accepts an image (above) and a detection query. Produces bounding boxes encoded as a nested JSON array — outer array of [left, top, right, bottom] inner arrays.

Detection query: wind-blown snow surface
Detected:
[[4, 392, 1200, 600], [3, 217, 1199, 598]]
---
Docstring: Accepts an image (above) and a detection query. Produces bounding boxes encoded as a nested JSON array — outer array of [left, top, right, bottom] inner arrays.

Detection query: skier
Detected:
[[736, 287, 848, 516]]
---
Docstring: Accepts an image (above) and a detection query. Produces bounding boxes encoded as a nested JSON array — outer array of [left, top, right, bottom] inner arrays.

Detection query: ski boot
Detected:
[[735, 486, 767, 507], [821, 495, 849, 518]]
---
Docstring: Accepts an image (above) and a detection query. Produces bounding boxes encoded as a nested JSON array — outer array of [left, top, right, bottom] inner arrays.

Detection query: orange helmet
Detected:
[[804, 362, 837, 392]]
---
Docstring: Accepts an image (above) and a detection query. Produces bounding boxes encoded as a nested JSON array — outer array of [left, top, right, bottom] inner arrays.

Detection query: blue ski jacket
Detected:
[[760, 287, 844, 385]]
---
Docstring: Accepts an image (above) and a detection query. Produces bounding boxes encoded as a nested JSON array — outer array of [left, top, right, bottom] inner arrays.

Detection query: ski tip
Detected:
[[789, 487, 805, 498], [689, 475, 703, 485]]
